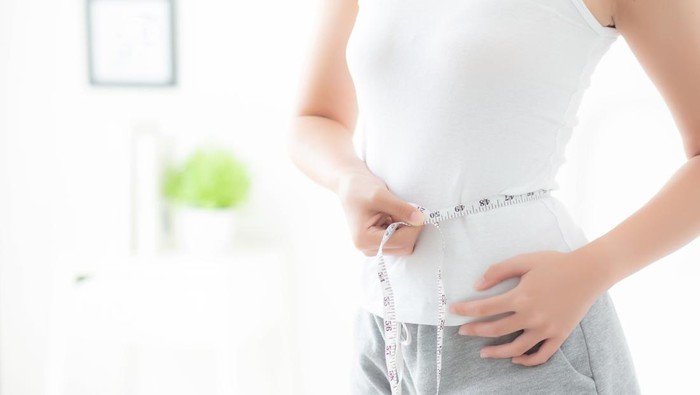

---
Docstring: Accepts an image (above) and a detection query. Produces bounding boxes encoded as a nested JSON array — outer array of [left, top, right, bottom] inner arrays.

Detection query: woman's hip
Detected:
[[350, 290, 640, 394]]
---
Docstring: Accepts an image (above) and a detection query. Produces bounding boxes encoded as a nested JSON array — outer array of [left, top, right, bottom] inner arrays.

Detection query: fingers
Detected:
[[458, 312, 523, 338], [372, 188, 425, 226], [360, 223, 423, 256], [511, 337, 562, 366], [475, 255, 532, 291], [449, 291, 515, 317], [346, 184, 426, 256], [478, 330, 546, 360]]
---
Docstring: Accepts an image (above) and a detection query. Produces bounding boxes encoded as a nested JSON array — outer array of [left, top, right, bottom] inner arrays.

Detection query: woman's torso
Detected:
[[346, 0, 620, 325]]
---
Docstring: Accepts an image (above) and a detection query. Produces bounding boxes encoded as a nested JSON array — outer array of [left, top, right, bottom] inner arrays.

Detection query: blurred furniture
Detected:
[[48, 247, 298, 395]]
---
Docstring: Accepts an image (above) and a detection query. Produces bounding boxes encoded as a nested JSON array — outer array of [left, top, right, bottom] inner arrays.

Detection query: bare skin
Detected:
[[286, 0, 426, 257], [286, 0, 700, 368], [585, 0, 617, 28]]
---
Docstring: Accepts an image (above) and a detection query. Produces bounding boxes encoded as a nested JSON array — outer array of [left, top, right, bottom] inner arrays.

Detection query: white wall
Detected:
[[0, 0, 317, 393], [1, 1, 62, 393]]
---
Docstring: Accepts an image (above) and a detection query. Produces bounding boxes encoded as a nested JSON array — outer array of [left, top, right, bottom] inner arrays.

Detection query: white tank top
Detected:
[[346, 0, 620, 326]]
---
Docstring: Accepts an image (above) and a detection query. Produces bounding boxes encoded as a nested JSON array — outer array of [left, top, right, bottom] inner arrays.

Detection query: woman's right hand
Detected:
[[335, 169, 426, 257]]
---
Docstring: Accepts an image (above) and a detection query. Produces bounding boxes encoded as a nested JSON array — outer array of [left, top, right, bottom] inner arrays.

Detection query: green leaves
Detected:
[[163, 148, 252, 209]]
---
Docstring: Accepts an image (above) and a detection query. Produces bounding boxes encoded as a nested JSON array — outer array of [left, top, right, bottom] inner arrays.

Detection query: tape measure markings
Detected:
[[374, 188, 552, 395]]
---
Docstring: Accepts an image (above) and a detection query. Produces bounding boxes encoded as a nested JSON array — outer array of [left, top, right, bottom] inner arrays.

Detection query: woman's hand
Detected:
[[448, 250, 610, 366], [335, 169, 425, 257]]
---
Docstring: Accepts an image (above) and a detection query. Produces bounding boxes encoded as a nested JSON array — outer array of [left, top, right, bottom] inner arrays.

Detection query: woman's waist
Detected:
[[367, 168, 560, 210], [359, 199, 587, 325], [376, 195, 588, 269]]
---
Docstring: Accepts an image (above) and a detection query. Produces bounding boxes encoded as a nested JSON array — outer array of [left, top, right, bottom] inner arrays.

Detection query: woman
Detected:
[[287, 0, 700, 393]]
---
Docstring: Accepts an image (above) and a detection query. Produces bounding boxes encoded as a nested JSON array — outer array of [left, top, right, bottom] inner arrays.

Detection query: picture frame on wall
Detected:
[[86, 0, 177, 87]]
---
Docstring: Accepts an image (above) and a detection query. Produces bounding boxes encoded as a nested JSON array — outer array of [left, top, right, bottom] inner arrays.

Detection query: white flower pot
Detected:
[[171, 205, 237, 255]]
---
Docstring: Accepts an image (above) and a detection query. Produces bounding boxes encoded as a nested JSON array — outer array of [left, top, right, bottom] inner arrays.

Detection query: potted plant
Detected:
[[163, 147, 252, 254]]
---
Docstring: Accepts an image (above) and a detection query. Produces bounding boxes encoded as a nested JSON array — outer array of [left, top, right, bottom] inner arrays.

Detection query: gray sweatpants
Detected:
[[350, 290, 641, 394]]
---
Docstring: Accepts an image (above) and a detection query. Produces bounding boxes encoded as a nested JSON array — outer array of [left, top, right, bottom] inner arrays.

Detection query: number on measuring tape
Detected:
[[374, 188, 552, 395]]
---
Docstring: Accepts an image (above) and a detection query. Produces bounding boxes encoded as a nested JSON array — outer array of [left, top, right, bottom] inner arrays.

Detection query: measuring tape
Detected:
[[374, 188, 553, 395]]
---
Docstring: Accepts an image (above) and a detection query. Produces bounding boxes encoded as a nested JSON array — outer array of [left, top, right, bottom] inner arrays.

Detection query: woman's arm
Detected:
[[448, 0, 700, 366], [573, 0, 700, 290], [286, 0, 365, 194], [286, 0, 426, 255], [577, 157, 700, 290]]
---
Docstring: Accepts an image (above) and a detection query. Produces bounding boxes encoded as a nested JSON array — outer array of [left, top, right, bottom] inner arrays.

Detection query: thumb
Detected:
[[375, 189, 425, 226]]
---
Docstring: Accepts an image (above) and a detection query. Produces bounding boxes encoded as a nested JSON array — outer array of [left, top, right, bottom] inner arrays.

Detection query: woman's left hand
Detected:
[[448, 249, 610, 366]]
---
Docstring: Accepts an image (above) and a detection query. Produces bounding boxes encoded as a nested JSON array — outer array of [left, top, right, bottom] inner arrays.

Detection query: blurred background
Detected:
[[0, 0, 698, 394]]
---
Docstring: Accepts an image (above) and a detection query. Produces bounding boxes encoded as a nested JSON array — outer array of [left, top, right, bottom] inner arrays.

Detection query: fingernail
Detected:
[[480, 350, 488, 358], [410, 210, 424, 225]]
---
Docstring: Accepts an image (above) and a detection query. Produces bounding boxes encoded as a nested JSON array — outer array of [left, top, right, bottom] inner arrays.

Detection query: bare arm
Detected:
[[286, 0, 426, 255], [574, 0, 700, 291], [286, 0, 366, 195]]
